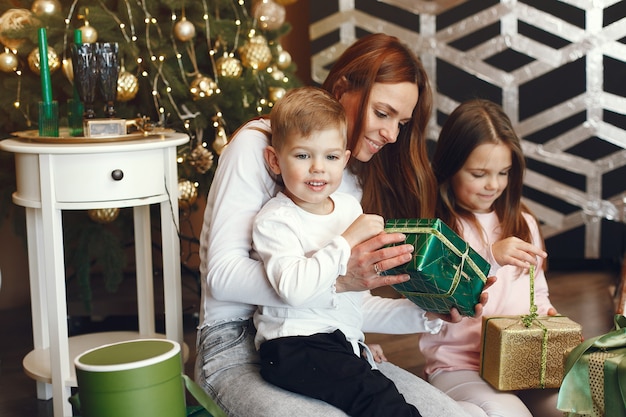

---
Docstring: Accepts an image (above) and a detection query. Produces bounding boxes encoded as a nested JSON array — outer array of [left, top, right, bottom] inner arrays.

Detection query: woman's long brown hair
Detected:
[[322, 34, 436, 219]]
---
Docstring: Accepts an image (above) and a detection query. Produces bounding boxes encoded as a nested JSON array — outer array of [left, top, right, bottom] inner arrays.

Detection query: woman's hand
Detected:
[[335, 232, 413, 293], [492, 237, 547, 269]]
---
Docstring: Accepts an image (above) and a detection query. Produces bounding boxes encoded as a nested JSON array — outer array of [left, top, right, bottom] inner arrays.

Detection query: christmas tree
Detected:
[[0, 0, 301, 310]]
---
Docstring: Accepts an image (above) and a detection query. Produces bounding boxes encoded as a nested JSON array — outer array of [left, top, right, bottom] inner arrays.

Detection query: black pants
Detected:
[[259, 330, 422, 417]]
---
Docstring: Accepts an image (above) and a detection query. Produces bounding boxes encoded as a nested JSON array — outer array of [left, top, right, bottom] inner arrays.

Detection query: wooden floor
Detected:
[[0, 267, 621, 417]]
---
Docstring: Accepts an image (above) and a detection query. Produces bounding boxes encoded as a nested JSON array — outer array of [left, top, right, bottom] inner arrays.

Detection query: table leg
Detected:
[[25, 206, 53, 400], [39, 155, 73, 417], [162, 148, 183, 345], [134, 205, 156, 336]]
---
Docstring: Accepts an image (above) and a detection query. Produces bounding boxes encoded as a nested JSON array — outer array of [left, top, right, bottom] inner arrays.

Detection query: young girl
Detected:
[[419, 98, 561, 417]]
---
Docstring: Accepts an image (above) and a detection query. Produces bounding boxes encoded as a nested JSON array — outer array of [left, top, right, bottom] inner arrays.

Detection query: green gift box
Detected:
[[382, 218, 489, 317], [558, 315, 626, 416]]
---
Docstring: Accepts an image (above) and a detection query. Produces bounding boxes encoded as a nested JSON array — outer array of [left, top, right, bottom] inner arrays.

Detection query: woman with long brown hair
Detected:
[[195, 34, 482, 417]]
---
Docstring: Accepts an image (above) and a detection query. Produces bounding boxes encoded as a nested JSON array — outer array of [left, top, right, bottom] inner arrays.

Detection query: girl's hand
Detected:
[[364, 343, 388, 363], [425, 275, 496, 322], [492, 237, 547, 269], [472, 275, 496, 317], [426, 308, 463, 323], [335, 232, 414, 293]]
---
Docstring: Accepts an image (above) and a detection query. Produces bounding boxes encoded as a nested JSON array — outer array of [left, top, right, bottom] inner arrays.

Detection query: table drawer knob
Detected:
[[111, 169, 124, 181]]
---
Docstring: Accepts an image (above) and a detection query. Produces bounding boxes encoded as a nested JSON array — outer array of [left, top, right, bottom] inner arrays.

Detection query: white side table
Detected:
[[0, 132, 189, 417]]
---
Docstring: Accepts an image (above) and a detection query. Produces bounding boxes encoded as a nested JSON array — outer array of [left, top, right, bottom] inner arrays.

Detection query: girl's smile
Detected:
[[451, 142, 512, 213]]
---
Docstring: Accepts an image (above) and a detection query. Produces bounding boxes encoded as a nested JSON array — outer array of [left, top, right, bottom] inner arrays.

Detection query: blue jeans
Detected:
[[195, 319, 470, 417]]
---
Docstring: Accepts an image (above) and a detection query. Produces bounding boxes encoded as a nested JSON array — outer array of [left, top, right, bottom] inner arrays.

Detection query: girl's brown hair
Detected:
[[432, 98, 533, 243], [322, 33, 436, 219]]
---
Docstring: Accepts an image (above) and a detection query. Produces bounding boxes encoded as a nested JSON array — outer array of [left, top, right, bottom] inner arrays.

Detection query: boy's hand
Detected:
[[364, 343, 387, 363], [342, 214, 384, 248]]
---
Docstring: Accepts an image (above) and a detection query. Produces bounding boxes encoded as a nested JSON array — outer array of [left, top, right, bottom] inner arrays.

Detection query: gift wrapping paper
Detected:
[[558, 315, 626, 416], [587, 351, 624, 417], [560, 349, 626, 417], [480, 315, 582, 390], [383, 218, 489, 317]]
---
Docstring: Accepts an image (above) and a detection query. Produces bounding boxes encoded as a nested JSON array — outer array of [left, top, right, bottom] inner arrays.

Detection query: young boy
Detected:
[[252, 86, 423, 417]]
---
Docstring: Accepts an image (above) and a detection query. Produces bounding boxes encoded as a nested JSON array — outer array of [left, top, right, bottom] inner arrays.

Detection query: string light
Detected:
[[3, 0, 295, 169], [97, 0, 131, 42]]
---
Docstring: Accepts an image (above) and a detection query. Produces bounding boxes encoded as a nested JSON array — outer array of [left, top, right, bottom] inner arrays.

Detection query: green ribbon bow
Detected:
[[557, 314, 626, 416], [519, 265, 549, 388]]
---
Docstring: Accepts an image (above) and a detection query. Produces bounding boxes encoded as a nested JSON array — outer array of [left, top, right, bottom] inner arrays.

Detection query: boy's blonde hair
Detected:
[[270, 86, 347, 151]]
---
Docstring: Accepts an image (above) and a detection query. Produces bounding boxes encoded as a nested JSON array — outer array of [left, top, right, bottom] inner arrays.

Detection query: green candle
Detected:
[[74, 28, 82, 45], [72, 29, 82, 100], [68, 29, 84, 136], [38, 27, 53, 104]]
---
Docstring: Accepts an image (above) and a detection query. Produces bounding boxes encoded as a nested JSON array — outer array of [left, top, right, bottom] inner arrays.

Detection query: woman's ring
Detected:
[[374, 263, 382, 276]]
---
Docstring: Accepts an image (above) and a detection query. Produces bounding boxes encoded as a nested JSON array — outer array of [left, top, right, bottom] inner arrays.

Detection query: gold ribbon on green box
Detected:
[[558, 315, 626, 417], [382, 218, 489, 317]]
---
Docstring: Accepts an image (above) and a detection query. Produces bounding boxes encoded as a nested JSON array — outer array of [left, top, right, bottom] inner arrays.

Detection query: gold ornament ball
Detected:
[[174, 18, 196, 42], [212, 128, 228, 155], [0, 8, 33, 50], [269, 66, 284, 81], [189, 75, 217, 100], [117, 70, 139, 102], [188, 144, 214, 174], [62, 58, 73, 81], [216, 55, 243, 78], [274, 0, 299, 5], [269, 86, 286, 102], [253, 0, 286, 31], [276, 49, 292, 70], [178, 180, 198, 209], [79, 24, 98, 43], [238, 35, 272, 71], [31, 0, 62, 16], [0, 51, 18, 72], [88, 208, 120, 224], [28, 46, 60, 75]]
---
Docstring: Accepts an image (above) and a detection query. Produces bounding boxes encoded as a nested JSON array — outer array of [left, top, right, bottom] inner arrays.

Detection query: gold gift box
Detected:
[[480, 315, 582, 390]]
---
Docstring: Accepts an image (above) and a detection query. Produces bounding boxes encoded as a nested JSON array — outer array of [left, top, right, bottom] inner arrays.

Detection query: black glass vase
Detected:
[[71, 43, 98, 120], [96, 42, 120, 118]]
